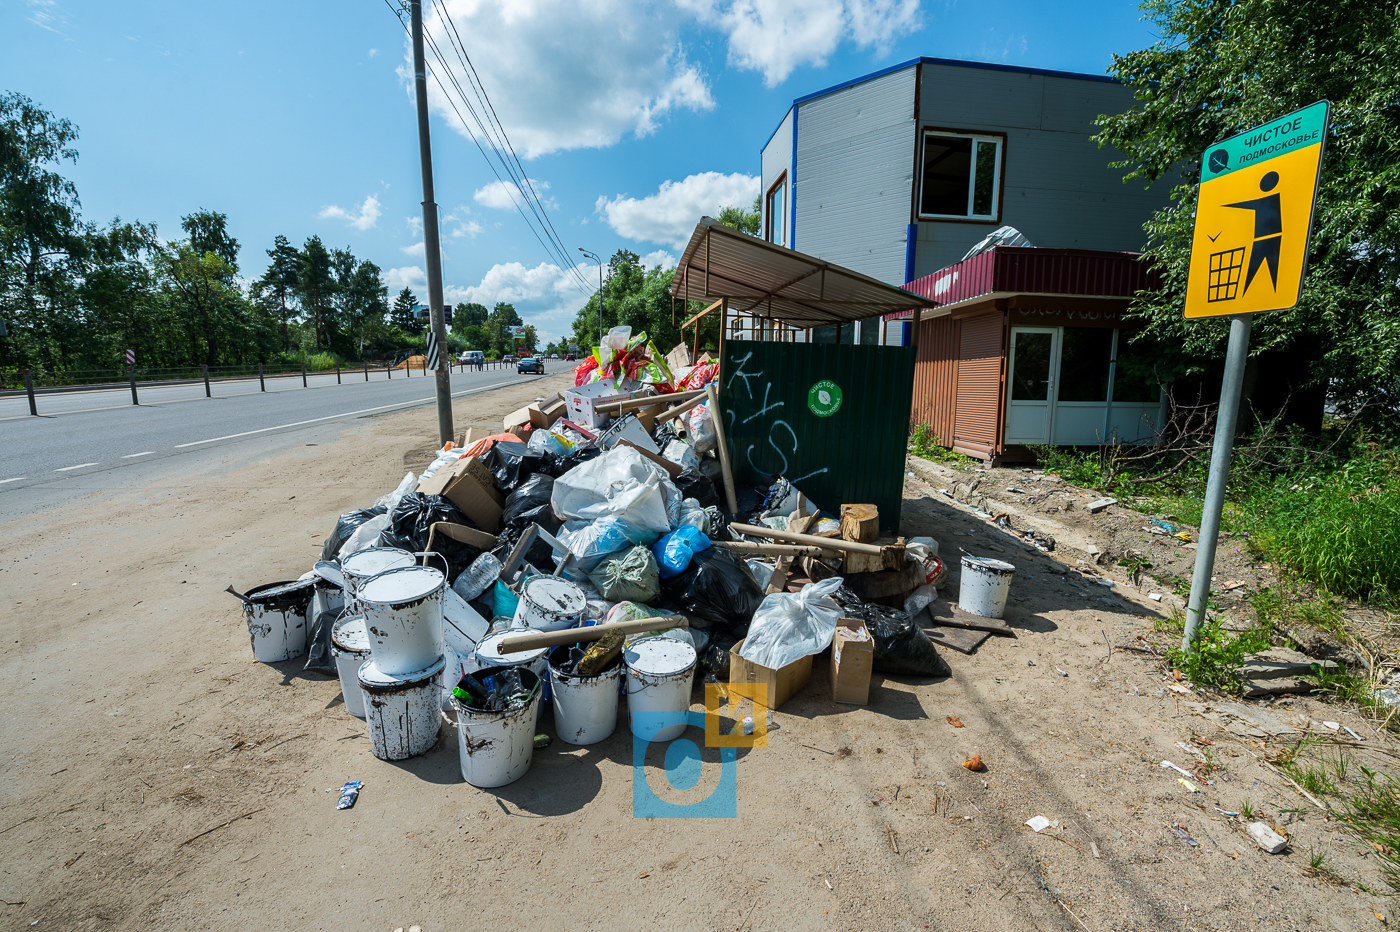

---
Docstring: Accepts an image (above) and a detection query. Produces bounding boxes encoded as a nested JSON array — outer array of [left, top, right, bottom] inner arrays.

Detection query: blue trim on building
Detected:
[[791, 55, 1117, 107], [904, 223, 917, 284]]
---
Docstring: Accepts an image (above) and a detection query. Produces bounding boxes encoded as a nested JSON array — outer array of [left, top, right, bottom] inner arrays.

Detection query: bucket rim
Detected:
[[357, 654, 447, 690], [356, 565, 446, 607], [961, 555, 1016, 573]]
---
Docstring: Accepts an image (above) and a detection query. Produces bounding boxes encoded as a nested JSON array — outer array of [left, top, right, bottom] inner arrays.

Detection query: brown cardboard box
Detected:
[[830, 618, 873, 704], [504, 405, 534, 432], [424, 522, 498, 560], [415, 456, 503, 532], [729, 639, 813, 711], [529, 397, 567, 429]]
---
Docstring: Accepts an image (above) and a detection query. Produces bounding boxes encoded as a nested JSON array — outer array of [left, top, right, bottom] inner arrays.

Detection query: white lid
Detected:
[[356, 566, 445, 606], [624, 636, 697, 676], [341, 547, 415, 579], [357, 654, 446, 689], [523, 576, 587, 615], [475, 629, 548, 666], [331, 615, 370, 653], [962, 556, 1016, 572]]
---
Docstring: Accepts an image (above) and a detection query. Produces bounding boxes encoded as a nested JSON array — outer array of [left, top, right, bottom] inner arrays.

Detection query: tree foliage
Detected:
[[570, 250, 708, 356], [1095, 0, 1400, 420]]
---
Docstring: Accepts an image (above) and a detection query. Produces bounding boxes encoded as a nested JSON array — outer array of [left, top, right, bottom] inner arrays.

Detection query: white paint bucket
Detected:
[[453, 666, 542, 787], [624, 636, 697, 742], [331, 615, 371, 719], [356, 566, 446, 677], [511, 576, 587, 632], [474, 630, 550, 720], [358, 655, 446, 761], [235, 580, 314, 663], [340, 547, 415, 600], [958, 555, 1016, 619], [548, 646, 621, 746]]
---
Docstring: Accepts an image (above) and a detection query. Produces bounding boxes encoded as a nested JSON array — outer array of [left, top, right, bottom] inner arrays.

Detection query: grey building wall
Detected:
[[760, 108, 793, 244], [913, 63, 1166, 276], [791, 65, 917, 285]]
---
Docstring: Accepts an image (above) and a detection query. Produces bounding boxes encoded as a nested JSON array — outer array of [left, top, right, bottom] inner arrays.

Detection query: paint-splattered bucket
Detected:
[[358, 654, 446, 761], [624, 636, 697, 742], [474, 629, 551, 717], [548, 646, 621, 746], [958, 556, 1016, 619], [512, 576, 587, 632], [356, 566, 446, 677], [453, 666, 541, 787], [230, 579, 315, 663], [331, 615, 371, 719], [340, 547, 415, 605]]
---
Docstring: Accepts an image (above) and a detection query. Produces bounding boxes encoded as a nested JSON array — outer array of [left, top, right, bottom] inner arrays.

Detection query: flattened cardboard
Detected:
[[504, 405, 534, 432]]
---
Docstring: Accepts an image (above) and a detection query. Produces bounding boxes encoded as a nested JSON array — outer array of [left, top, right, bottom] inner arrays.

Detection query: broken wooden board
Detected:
[[922, 601, 1016, 636], [922, 625, 991, 655]]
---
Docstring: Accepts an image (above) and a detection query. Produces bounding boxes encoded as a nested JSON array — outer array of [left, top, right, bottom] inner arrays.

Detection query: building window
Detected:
[[918, 131, 1003, 221], [766, 175, 787, 246]]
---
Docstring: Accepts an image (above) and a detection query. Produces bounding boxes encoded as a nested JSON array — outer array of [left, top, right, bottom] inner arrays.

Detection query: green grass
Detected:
[[1155, 610, 1271, 692], [908, 424, 975, 466], [1028, 445, 1114, 491], [1336, 764, 1400, 891]]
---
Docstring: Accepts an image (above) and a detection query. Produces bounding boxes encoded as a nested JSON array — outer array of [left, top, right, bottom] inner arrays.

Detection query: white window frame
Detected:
[[765, 175, 787, 246], [917, 130, 1004, 222]]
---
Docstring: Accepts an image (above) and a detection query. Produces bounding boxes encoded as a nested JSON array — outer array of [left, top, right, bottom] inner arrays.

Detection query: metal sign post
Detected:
[[1180, 101, 1329, 653]]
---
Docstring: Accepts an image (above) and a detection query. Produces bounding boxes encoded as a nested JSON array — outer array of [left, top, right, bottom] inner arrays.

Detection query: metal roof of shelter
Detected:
[[670, 217, 931, 329]]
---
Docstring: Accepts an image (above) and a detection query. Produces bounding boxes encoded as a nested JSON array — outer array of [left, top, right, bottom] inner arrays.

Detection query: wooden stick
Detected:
[[708, 383, 739, 514], [500, 524, 539, 583], [655, 392, 709, 424], [682, 298, 723, 329], [594, 389, 705, 415], [711, 541, 837, 557], [730, 522, 884, 556], [179, 808, 265, 848], [496, 615, 689, 654]]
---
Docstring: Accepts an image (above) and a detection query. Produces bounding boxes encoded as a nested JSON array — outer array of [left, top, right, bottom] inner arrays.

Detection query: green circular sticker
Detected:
[[808, 380, 843, 417]]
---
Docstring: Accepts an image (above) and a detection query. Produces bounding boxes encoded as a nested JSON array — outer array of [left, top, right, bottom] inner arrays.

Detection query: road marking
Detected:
[[121, 451, 155, 458], [173, 378, 543, 449], [55, 462, 98, 471], [0, 477, 24, 484]]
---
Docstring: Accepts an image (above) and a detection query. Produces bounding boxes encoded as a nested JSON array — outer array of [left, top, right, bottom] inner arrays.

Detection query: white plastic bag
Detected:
[[550, 446, 673, 536], [337, 513, 389, 559], [745, 559, 775, 591], [683, 401, 716, 454], [679, 498, 709, 534], [738, 576, 844, 669], [663, 439, 699, 471], [374, 472, 417, 512], [903, 583, 937, 616], [419, 449, 466, 482], [556, 516, 658, 573]]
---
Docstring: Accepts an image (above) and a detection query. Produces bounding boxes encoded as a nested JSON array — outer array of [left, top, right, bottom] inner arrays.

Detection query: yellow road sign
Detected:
[[1185, 101, 1329, 319]]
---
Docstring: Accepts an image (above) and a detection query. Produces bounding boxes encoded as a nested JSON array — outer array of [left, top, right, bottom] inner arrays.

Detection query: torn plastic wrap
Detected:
[[321, 507, 387, 562], [738, 577, 843, 669]]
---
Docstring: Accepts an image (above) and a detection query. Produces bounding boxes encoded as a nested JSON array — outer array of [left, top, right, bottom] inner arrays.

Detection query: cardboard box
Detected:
[[830, 618, 874, 705], [729, 639, 813, 711], [415, 456, 503, 532], [504, 404, 534, 432], [563, 382, 639, 428], [528, 397, 567, 429], [424, 521, 498, 558]]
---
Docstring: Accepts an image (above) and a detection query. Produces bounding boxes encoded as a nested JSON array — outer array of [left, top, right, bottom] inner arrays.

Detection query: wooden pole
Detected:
[[711, 541, 838, 557], [496, 615, 688, 654], [729, 522, 884, 556], [654, 392, 709, 424], [594, 389, 704, 415], [708, 382, 739, 514]]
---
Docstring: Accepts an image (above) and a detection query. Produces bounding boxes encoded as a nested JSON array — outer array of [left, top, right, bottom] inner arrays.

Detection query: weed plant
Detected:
[[908, 424, 975, 466]]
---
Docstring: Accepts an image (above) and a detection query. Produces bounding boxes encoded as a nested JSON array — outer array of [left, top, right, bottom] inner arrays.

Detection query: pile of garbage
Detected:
[[228, 332, 976, 789]]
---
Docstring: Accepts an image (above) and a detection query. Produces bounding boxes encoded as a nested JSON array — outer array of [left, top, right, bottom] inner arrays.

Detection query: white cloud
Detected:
[[474, 179, 551, 211], [406, 215, 423, 237], [400, 241, 425, 256], [25, 0, 67, 34], [445, 260, 593, 334], [368, 48, 379, 58], [641, 250, 678, 271], [682, 0, 921, 86], [452, 220, 485, 238], [318, 195, 382, 231], [416, 1, 714, 159], [386, 266, 427, 293], [596, 171, 760, 250]]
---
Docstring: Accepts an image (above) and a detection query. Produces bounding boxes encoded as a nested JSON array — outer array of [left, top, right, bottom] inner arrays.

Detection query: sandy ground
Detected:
[[2, 375, 1396, 932]]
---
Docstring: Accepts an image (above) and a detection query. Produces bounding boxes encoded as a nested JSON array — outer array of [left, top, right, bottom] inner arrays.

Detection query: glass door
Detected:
[[1005, 327, 1058, 444]]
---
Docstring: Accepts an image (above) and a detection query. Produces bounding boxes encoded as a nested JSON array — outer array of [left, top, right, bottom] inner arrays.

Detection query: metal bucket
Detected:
[[511, 576, 587, 632], [341, 547, 415, 604], [356, 566, 446, 677], [474, 629, 551, 720], [624, 636, 697, 742], [548, 646, 621, 746], [233, 579, 314, 663], [958, 556, 1016, 619], [453, 666, 541, 787], [331, 615, 371, 719], [358, 655, 446, 761]]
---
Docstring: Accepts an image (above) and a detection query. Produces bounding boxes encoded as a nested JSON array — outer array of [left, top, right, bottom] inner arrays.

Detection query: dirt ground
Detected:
[[2, 375, 1396, 932]]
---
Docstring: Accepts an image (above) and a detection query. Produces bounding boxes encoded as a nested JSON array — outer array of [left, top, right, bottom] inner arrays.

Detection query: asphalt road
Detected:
[[0, 364, 551, 523]]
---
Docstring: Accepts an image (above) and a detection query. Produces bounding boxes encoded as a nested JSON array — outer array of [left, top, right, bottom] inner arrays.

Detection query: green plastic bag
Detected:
[[588, 545, 661, 604]]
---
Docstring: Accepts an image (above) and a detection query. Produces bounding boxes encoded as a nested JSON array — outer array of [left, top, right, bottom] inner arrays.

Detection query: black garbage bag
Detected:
[[303, 607, 344, 675], [492, 523, 557, 572], [484, 441, 547, 493], [699, 631, 741, 679], [673, 466, 720, 509], [387, 492, 472, 554], [832, 586, 948, 677], [320, 506, 386, 562], [734, 485, 766, 516], [546, 444, 602, 477], [500, 474, 560, 534], [660, 547, 763, 634], [705, 506, 731, 539], [426, 531, 489, 583], [651, 421, 679, 449]]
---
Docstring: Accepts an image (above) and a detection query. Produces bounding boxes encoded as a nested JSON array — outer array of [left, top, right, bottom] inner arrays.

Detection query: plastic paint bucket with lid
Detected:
[[340, 547, 415, 599], [624, 636, 697, 742], [453, 665, 541, 787], [331, 615, 372, 718], [356, 566, 446, 677], [512, 576, 587, 632], [958, 555, 1016, 619], [548, 645, 621, 746], [358, 655, 446, 761]]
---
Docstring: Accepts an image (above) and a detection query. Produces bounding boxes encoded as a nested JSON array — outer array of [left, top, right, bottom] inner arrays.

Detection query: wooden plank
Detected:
[[708, 383, 739, 514], [922, 602, 1016, 636], [682, 298, 723, 330], [922, 625, 990, 655]]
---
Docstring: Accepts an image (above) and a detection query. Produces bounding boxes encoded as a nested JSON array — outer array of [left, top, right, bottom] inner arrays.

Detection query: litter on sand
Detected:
[[336, 781, 363, 810], [1026, 816, 1052, 833]]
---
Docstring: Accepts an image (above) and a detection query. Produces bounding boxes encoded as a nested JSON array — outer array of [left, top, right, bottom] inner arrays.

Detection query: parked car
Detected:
[[564, 353, 576, 361], [518, 355, 544, 374]]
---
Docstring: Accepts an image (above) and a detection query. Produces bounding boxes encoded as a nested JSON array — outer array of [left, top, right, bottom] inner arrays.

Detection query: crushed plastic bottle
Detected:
[[452, 552, 503, 601]]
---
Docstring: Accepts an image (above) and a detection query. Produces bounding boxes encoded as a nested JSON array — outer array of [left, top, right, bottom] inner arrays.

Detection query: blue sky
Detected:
[[3, 0, 1158, 343]]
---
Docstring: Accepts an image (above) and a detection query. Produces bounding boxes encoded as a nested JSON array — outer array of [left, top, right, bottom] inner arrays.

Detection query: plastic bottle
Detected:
[[452, 552, 503, 601]]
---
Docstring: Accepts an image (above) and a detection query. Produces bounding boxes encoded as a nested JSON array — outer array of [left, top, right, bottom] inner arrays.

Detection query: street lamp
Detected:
[[579, 247, 604, 349]]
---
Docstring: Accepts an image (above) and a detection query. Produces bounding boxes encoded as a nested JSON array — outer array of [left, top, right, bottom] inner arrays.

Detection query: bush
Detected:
[[908, 424, 973, 465]]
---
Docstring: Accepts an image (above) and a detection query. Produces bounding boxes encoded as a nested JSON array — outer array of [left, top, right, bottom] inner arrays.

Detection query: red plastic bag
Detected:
[[678, 361, 718, 390], [573, 355, 599, 386]]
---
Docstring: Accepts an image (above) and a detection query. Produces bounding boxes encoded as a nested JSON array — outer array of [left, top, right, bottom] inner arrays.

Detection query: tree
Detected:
[[391, 287, 421, 335], [261, 234, 299, 350], [1095, 0, 1400, 428], [158, 240, 264, 367], [716, 195, 760, 236], [297, 235, 333, 348], [522, 324, 538, 351], [570, 250, 701, 355], [450, 301, 488, 337], [337, 257, 388, 356], [181, 209, 239, 275]]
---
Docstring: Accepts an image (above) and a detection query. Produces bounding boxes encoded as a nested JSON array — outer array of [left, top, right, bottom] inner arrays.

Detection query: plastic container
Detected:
[[453, 666, 542, 787], [548, 646, 621, 746], [341, 547, 416, 610], [958, 556, 1016, 619], [356, 565, 446, 677], [452, 552, 503, 601], [512, 576, 587, 632], [237, 580, 314, 663], [358, 655, 446, 761], [624, 636, 697, 742], [331, 615, 372, 718]]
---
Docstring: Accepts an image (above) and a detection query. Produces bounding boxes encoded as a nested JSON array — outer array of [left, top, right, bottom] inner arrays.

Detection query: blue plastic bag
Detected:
[[652, 525, 712, 579], [489, 579, 520, 620]]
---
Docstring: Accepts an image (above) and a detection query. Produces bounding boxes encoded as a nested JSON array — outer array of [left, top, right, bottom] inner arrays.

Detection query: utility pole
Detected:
[[411, 0, 454, 445]]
